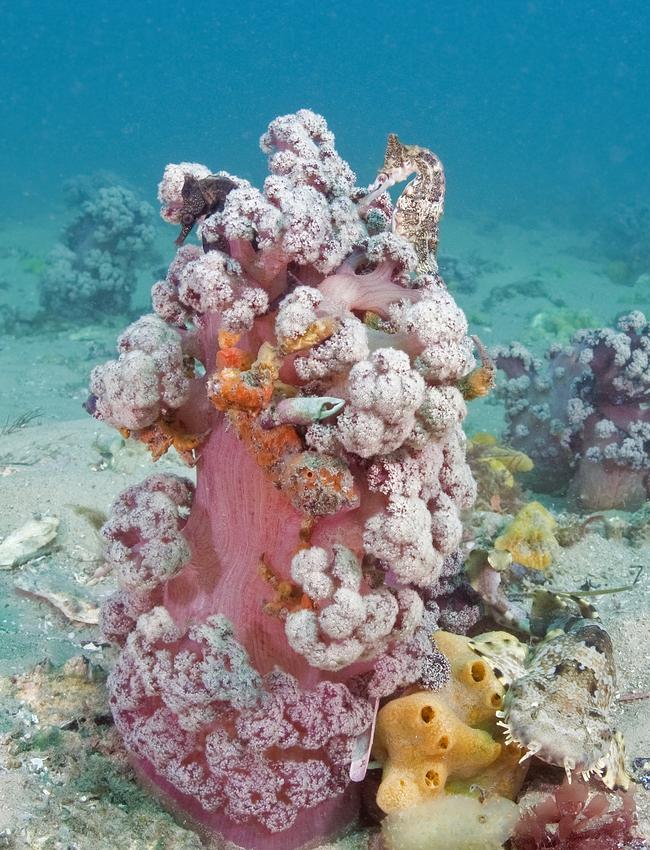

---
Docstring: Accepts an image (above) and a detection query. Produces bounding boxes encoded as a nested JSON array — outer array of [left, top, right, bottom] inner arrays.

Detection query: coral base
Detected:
[[132, 754, 360, 850]]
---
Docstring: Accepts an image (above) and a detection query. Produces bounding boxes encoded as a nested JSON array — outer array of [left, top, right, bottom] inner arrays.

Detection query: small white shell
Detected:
[[0, 516, 59, 568]]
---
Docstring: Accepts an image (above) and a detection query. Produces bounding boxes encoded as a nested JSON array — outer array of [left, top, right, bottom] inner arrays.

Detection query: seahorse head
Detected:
[[383, 134, 424, 180]]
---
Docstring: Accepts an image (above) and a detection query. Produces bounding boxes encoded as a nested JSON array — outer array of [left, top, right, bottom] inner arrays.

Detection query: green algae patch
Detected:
[[15, 725, 62, 753], [70, 752, 153, 810]]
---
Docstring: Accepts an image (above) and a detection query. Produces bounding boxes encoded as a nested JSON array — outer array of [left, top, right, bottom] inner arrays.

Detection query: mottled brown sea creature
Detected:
[[458, 335, 495, 401], [364, 133, 445, 273], [472, 593, 630, 790], [175, 173, 238, 246]]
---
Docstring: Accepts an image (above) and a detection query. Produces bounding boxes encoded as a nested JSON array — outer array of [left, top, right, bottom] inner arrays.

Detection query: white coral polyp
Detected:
[[428, 491, 463, 555], [363, 495, 443, 586], [285, 545, 420, 671], [336, 348, 425, 457], [209, 184, 283, 247], [89, 314, 190, 431], [415, 337, 475, 383], [177, 251, 268, 331], [319, 588, 366, 639], [393, 289, 468, 346], [417, 386, 467, 436], [261, 108, 356, 197], [275, 286, 323, 344], [295, 316, 369, 381], [178, 252, 236, 313]]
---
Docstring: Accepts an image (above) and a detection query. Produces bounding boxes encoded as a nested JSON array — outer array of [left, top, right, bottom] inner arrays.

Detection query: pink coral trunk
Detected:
[[164, 424, 309, 677]]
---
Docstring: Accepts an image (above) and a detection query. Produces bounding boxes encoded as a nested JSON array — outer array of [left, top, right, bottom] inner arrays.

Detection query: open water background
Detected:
[[2, 0, 649, 222]]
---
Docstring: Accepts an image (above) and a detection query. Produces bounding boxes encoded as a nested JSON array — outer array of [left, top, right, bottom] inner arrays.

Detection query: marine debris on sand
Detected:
[[0, 516, 59, 569], [14, 579, 100, 625]]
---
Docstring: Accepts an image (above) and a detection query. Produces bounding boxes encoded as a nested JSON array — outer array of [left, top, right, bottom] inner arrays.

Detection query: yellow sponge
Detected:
[[493, 501, 559, 569], [371, 631, 528, 813]]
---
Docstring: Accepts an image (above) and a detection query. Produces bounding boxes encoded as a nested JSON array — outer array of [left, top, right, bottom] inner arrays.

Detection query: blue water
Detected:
[[2, 0, 650, 220]]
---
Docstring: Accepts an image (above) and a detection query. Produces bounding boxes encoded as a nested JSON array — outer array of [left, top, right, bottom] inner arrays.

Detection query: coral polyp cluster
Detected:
[[494, 312, 650, 509], [87, 110, 478, 849], [41, 177, 155, 319]]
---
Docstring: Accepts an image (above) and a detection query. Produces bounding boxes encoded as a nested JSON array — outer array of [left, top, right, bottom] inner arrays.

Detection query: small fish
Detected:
[[475, 447, 534, 474], [260, 396, 345, 429], [470, 432, 533, 473], [471, 432, 497, 447]]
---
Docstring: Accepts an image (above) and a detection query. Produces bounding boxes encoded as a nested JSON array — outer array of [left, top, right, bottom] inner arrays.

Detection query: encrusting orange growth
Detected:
[[493, 500, 559, 570], [207, 335, 359, 518], [215, 330, 254, 371], [458, 335, 495, 401], [258, 555, 316, 619], [278, 452, 359, 517], [212, 367, 275, 411], [209, 342, 281, 412], [228, 410, 303, 478], [277, 316, 338, 354], [120, 419, 205, 465], [228, 409, 359, 516], [371, 631, 528, 814]]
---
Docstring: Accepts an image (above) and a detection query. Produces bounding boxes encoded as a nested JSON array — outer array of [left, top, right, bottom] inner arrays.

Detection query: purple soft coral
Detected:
[[89, 110, 476, 850], [495, 312, 650, 509], [41, 181, 155, 319]]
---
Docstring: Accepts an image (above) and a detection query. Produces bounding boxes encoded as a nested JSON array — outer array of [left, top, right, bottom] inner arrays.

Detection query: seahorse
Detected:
[[362, 133, 446, 274]]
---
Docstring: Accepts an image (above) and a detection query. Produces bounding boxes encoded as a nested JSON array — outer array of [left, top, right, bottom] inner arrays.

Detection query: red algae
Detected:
[[512, 779, 642, 850]]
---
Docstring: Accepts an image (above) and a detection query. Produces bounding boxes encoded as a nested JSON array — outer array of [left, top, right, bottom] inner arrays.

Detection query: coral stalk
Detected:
[[89, 110, 477, 849]]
